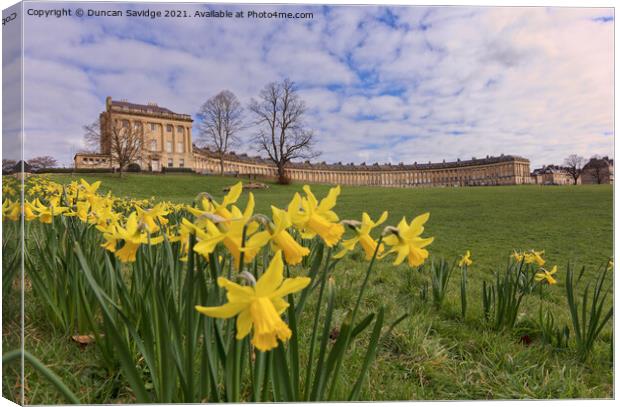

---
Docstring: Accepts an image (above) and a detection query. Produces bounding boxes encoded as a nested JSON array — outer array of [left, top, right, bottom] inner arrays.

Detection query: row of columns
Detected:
[[193, 156, 531, 186]]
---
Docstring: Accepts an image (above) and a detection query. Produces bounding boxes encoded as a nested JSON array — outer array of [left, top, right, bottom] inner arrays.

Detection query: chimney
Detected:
[[105, 96, 112, 110]]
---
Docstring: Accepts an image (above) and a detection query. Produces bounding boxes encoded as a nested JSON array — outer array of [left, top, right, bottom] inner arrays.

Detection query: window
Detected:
[[122, 120, 129, 128], [177, 126, 184, 133], [166, 124, 173, 132], [150, 123, 157, 131], [179, 159, 184, 168], [150, 140, 157, 151], [168, 158, 174, 167], [166, 141, 173, 153], [177, 142, 184, 152]]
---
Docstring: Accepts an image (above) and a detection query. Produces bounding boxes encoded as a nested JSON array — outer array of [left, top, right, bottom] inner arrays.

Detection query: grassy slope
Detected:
[[5, 173, 613, 402]]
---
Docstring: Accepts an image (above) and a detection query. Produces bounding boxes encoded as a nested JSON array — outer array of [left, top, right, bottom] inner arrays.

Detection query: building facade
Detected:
[[531, 165, 575, 185], [75, 97, 194, 171], [581, 156, 614, 184], [193, 149, 531, 187], [76, 98, 532, 187]]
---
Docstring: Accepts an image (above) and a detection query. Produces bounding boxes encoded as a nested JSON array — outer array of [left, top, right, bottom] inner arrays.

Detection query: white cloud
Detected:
[[17, 4, 613, 169]]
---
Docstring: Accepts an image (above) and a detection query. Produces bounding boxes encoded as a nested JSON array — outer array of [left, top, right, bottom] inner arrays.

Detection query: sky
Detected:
[[11, 2, 615, 168]]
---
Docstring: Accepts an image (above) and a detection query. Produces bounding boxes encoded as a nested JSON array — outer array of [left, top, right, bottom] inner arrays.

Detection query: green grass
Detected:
[[3, 173, 613, 402]]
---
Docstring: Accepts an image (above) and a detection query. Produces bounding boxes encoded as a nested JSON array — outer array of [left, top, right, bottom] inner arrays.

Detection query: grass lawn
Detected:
[[3, 173, 613, 402]]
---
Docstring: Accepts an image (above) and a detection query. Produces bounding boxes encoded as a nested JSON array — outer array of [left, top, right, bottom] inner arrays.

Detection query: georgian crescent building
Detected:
[[75, 98, 532, 187]]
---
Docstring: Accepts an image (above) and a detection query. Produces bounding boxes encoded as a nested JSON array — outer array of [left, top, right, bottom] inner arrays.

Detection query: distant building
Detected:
[[531, 165, 574, 185], [75, 98, 532, 187], [75, 96, 194, 172], [581, 156, 614, 184]]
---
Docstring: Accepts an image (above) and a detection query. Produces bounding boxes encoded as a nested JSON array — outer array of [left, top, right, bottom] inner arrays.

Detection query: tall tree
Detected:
[[563, 154, 585, 185], [109, 120, 145, 176], [83, 119, 102, 152], [197, 90, 244, 175], [249, 78, 319, 183], [28, 156, 57, 171]]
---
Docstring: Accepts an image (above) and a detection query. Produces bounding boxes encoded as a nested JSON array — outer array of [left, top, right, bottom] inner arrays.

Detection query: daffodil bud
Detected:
[[195, 192, 214, 203], [381, 225, 400, 237], [239, 270, 257, 286], [197, 212, 229, 224], [341, 219, 362, 229]]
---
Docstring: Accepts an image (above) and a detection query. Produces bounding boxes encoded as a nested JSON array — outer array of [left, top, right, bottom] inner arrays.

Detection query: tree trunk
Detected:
[[276, 162, 288, 184], [219, 155, 225, 175]]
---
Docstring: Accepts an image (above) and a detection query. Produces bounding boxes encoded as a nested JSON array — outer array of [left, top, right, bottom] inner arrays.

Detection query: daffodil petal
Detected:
[[271, 277, 311, 299], [195, 302, 246, 318], [256, 251, 284, 297]]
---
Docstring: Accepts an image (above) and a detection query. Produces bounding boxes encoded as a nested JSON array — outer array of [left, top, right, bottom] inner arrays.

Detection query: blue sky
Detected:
[[17, 2, 614, 168]]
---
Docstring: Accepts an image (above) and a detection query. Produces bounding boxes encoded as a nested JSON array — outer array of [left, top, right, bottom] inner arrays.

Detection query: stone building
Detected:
[[581, 156, 614, 184], [76, 97, 532, 187], [193, 148, 531, 187], [530, 165, 575, 185], [75, 97, 194, 171]]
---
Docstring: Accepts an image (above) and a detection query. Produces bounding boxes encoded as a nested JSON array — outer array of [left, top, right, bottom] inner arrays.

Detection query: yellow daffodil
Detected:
[[65, 201, 90, 222], [100, 212, 164, 262], [381, 213, 434, 267], [458, 250, 473, 267], [511, 250, 524, 262], [288, 185, 345, 247], [135, 203, 169, 233], [524, 250, 545, 266], [79, 178, 101, 195], [2, 199, 20, 221], [31, 198, 68, 223], [246, 206, 310, 265], [195, 251, 310, 351], [334, 211, 388, 260], [534, 265, 558, 285], [188, 182, 244, 222], [188, 193, 268, 268]]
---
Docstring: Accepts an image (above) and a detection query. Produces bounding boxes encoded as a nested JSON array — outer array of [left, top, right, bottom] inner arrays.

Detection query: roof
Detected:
[[107, 99, 193, 122], [194, 147, 529, 172], [583, 156, 614, 169]]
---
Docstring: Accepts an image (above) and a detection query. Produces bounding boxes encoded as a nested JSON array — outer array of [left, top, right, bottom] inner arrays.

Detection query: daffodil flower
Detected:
[[31, 198, 68, 224], [458, 250, 473, 267], [188, 181, 244, 222], [534, 265, 558, 285], [334, 211, 388, 260], [135, 203, 169, 233], [195, 251, 310, 352], [65, 201, 91, 222], [525, 250, 545, 266], [100, 212, 164, 262], [288, 185, 345, 247], [2, 199, 20, 221], [381, 213, 434, 267], [79, 179, 101, 195], [246, 206, 310, 265], [188, 193, 268, 268]]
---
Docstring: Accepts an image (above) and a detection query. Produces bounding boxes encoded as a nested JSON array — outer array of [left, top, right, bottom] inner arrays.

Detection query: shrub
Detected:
[[126, 163, 141, 172], [162, 167, 195, 173]]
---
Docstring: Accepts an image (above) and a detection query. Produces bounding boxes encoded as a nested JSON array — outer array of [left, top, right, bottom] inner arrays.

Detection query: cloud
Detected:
[[16, 4, 613, 170]]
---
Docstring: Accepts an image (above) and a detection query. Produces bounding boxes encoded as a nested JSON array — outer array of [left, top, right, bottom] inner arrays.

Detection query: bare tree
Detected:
[[83, 119, 102, 152], [249, 78, 319, 183], [28, 156, 57, 171], [563, 154, 585, 185], [109, 121, 145, 176], [197, 90, 244, 175]]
